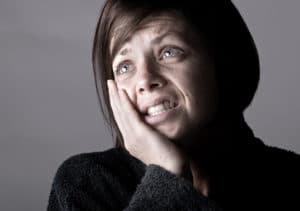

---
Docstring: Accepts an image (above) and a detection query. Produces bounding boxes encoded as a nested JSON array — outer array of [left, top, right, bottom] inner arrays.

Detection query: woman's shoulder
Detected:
[[51, 147, 145, 190], [249, 136, 300, 163], [56, 147, 127, 169], [55, 148, 120, 172], [260, 142, 300, 182], [48, 149, 146, 210], [262, 143, 300, 164]]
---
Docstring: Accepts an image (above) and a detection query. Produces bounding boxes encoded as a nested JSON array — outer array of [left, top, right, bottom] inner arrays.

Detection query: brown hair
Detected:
[[92, 0, 260, 147]]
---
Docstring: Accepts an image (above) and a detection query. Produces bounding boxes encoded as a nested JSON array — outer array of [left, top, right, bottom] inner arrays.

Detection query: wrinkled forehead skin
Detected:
[[109, 11, 200, 60]]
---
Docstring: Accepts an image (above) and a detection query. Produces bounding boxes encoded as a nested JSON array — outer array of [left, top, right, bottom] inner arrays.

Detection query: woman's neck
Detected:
[[180, 113, 254, 196], [181, 113, 249, 154]]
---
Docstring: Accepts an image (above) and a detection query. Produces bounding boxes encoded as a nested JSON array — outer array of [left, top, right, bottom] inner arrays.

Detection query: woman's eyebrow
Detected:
[[151, 31, 183, 45], [119, 48, 131, 56], [114, 31, 183, 59], [114, 48, 132, 59]]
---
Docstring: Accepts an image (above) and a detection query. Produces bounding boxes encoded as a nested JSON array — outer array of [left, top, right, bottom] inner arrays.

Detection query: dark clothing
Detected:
[[47, 125, 300, 210]]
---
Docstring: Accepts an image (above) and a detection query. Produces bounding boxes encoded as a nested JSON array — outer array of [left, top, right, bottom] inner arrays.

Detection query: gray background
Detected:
[[0, 0, 299, 210]]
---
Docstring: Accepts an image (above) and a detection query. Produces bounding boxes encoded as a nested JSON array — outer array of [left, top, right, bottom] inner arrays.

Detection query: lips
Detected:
[[147, 100, 177, 116], [139, 96, 178, 116]]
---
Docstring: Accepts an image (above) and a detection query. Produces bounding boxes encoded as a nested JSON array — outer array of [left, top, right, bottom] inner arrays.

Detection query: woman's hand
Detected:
[[107, 80, 188, 176]]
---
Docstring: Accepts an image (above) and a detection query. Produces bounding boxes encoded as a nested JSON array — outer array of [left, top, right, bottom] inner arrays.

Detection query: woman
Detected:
[[47, 0, 300, 210]]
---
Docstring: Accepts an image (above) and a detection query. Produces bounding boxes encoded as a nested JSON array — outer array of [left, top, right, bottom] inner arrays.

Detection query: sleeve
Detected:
[[124, 164, 222, 211], [47, 161, 222, 211]]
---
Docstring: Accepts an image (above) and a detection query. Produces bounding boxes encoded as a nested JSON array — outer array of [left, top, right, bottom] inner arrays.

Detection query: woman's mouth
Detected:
[[146, 100, 178, 117], [144, 100, 179, 125]]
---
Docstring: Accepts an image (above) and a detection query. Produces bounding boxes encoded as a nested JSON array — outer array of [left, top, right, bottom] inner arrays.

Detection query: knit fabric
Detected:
[[47, 131, 300, 210]]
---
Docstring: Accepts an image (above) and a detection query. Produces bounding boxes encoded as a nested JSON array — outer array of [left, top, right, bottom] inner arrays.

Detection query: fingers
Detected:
[[107, 80, 126, 133], [118, 88, 144, 127], [107, 80, 142, 136]]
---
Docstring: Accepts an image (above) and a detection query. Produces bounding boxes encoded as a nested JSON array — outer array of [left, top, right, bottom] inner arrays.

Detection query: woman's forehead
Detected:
[[110, 14, 189, 55], [140, 14, 187, 32]]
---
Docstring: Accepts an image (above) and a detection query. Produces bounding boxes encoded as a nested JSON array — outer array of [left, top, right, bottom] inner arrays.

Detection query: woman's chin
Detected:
[[156, 123, 186, 141]]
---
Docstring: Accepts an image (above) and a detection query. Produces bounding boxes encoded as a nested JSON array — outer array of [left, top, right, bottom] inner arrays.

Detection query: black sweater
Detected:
[[47, 128, 300, 210]]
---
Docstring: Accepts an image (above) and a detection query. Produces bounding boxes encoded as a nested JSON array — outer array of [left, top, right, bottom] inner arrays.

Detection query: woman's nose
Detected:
[[135, 62, 167, 94]]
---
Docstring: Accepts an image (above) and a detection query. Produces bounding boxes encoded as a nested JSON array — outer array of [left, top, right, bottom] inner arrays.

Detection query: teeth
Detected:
[[147, 100, 175, 116], [163, 101, 169, 109]]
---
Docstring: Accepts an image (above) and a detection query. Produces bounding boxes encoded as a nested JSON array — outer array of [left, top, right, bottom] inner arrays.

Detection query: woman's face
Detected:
[[110, 14, 218, 141]]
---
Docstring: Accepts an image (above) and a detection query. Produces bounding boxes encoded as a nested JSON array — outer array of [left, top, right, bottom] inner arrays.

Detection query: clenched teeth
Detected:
[[147, 101, 176, 116]]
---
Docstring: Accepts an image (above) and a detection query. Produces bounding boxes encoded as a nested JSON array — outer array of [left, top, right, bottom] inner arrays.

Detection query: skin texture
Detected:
[[107, 14, 217, 195]]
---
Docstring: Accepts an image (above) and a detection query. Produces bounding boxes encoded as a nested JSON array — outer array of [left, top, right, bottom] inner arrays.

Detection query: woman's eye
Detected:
[[160, 47, 184, 60], [114, 61, 133, 75]]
